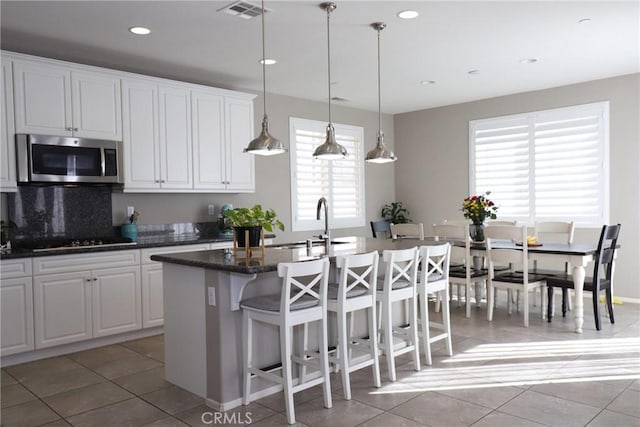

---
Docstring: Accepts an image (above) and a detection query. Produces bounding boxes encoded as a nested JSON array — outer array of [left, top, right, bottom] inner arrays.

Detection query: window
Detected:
[[289, 117, 365, 232], [469, 102, 609, 227]]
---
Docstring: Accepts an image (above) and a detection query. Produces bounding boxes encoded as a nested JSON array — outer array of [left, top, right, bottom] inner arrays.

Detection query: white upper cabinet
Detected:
[[122, 79, 193, 191], [224, 96, 255, 191], [1, 57, 16, 191], [192, 90, 226, 190], [159, 85, 192, 189], [13, 59, 121, 140]]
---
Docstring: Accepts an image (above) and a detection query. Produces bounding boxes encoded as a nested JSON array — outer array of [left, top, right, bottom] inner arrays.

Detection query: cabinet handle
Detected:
[[155, 180, 160, 183], [67, 127, 73, 131], [74, 128, 79, 132], [86, 278, 91, 282], [161, 180, 165, 183], [93, 277, 98, 281]]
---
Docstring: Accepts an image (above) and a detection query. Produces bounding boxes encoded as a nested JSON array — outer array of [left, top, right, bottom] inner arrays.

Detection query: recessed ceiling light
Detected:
[[519, 58, 538, 64], [468, 69, 480, 75], [129, 26, 151, 35], [259, 59, 276, 65], [420, 80, 436, 85], [397, 10, 419, 19], [578, 18, 591, 24]]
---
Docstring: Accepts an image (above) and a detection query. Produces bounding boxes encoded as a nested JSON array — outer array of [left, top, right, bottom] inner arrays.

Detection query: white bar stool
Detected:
[[377, 247, 421, 381], [418, 243, 453, 365], [241, 258, 332, 424], [327, 251, 381, 400]]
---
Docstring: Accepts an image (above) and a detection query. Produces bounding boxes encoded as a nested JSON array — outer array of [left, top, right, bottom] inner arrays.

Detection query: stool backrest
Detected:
[[418, 243, 451, 287], [335, 251, 379, 304], [277, 258, 330, 314], [381, 247, 419, 294], [432, 223, 469, 269], [390, 223, 424, 240]]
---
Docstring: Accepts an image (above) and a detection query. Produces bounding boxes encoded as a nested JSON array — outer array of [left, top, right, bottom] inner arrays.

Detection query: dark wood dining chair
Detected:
[[546, 224, 621, 330], [370, 220, 391, 238]]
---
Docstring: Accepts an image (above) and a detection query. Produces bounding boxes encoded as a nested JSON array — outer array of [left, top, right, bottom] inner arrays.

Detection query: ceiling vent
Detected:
[[217, 1, 271, 19]]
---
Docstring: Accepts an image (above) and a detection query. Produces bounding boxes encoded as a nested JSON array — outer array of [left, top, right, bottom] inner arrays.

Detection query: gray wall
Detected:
[[112, 91, 396, 243], [394, 73, 640, 300]]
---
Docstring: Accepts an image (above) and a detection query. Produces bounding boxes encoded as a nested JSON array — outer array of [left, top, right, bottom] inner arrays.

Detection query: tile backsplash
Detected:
[[7, 185, 113, 241]]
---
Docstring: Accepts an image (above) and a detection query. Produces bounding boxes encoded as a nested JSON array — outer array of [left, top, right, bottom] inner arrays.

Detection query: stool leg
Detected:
[[338, 309, 351, 400], [300, 323, 309, 383], [443, 288, 453, 357], [242, 312, 252, 405], [420, 290, 432, 366], [410, 296, 421, 371], [280, 323, 295, 424], [368, 304, 381, 388], [383, 300, 396, 381], [319, 316, 333, 409]]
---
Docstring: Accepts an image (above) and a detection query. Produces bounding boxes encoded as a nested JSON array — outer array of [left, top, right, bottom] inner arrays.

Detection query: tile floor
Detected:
[[1, 297, 639, 426]]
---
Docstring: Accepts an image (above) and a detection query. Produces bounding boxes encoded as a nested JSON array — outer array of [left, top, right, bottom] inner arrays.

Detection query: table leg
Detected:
[[572, 265, 586, 333]]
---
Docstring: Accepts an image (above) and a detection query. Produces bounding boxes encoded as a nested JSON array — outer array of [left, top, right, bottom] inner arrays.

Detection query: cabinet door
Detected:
[[1, 277, 34, 356], [192, 90, 226, 190], [122, 78, 161, 190], [71, 70, 122, 140], [159, 85, 192, 189], [225, 97, 255, 192], [34, 271, 92, 348], [141, 264, 164, 328], [1, 57, 16, 191], [13, 60, 73, 136], [92, 266, 141, 337]]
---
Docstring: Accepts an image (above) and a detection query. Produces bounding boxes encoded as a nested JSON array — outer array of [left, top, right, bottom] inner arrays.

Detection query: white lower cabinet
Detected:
[[32, 250, 141, 349], [1, 277, 34, 356], [140, 244, 211, 328]]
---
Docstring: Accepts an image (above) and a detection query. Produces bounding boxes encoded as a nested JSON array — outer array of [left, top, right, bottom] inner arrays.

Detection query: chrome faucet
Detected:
[[316, 197, 331, 243]]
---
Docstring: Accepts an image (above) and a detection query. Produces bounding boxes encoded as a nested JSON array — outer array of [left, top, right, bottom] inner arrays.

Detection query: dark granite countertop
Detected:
[[0, 234, 276, 260], [150, 237, 424, 274]]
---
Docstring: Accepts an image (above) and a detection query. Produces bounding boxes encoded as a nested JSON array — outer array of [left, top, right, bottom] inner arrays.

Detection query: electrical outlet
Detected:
[[127, 206, 134, 217], [208, 204, 215, 216], [208, 287, 216, 306]]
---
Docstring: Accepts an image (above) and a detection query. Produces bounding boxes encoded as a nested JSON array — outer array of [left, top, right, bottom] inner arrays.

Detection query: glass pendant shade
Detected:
[[244, 0, 286, 156], [365, 21, 397, 164], [365, 131, 396, 163], [244, 114, 286, 155], [313, 124, 347, 160]]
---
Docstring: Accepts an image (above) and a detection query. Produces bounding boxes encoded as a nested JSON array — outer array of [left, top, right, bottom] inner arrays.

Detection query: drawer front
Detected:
[[33, 250, 140, 275], [0, 258, 33, 278], [141, 244, 210, 264]]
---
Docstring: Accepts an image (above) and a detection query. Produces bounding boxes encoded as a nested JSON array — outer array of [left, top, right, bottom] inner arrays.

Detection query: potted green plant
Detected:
[[381, 201, 411, 224], [224, 204, 285, 247]]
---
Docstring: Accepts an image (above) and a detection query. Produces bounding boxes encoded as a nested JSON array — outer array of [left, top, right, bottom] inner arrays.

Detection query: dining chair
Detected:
[[532, 221, 576, 311], [390, 223, 424, 240], [546, 224, 620, 330], [418, 243, 453, 365], [370, 220, 391, 238], [432, 223, 488, 318], [377, 247, 421, 381], [327, 251, 381, 400], [486, 220, 519, 226], [241, 258, 332, 424], [485, 225, 547, 327]]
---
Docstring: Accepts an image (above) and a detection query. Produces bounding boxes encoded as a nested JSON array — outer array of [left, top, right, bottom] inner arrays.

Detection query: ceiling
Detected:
[[1, 1, 638, 114]]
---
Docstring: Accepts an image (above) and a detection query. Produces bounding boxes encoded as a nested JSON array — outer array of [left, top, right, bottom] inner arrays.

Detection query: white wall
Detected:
[[394, 73, 640, 300], [112, 91, 396, 243]]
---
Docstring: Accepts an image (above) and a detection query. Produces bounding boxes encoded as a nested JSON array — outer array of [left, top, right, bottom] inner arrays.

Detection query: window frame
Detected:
[[289, 117, 366, 232], [469, 101, 610, 227]]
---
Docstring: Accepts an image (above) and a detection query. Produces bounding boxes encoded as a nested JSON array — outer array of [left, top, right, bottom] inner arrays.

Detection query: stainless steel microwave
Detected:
[[16, 134, 123, 184]]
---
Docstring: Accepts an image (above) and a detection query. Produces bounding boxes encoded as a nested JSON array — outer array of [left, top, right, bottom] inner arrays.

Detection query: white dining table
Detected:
[[468, 242, 601, 333]]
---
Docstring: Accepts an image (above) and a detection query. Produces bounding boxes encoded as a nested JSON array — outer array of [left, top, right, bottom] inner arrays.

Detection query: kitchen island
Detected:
[[151, 237, 421, 410]]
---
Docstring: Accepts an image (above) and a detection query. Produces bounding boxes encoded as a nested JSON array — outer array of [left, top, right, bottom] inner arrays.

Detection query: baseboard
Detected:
[[205, 383, 283, 411], [1, 327, 164, 367]]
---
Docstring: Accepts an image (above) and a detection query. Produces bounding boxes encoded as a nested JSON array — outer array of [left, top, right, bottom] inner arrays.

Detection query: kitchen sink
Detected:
[[271, 240, 350, 250]]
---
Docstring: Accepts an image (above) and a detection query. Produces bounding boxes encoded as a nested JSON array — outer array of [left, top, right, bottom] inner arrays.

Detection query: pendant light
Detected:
[[244, 0, 286, 156], [313, 2, 348, 160], [365, 22, 397, 164]]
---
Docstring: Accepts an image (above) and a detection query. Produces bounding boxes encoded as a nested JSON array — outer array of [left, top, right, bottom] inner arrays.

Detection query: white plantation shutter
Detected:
[[470, 102, 609, 227], [290, 117, 365, 231]]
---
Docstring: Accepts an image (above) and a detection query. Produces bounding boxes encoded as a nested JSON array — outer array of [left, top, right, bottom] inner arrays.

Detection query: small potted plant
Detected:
[[224, 204, 285, 248], [381, 201, 411, 224]]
